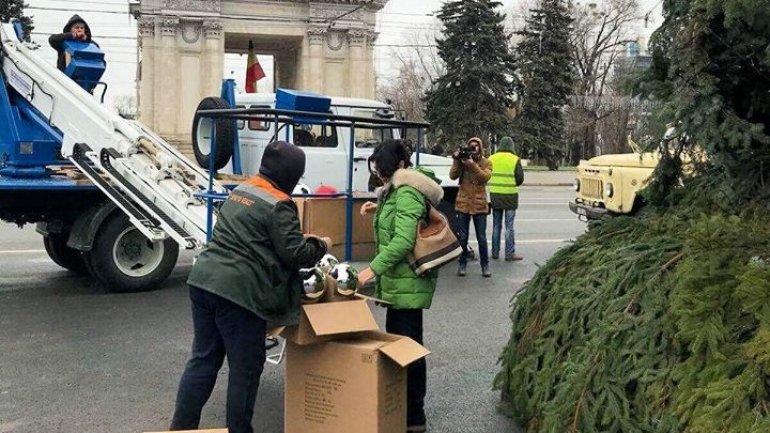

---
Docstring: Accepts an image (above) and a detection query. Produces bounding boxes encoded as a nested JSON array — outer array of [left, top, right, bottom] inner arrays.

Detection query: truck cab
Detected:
[[198, 92, 457, 193], [569, 152, 659, 219]]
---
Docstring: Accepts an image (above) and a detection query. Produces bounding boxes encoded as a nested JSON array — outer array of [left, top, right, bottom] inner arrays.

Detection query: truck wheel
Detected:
[[85, 213, 179, 293], [191, 96, 235, 171], [43, 233, 89, 275]]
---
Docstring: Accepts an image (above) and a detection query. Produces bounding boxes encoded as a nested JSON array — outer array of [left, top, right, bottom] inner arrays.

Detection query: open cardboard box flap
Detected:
[[282, 298, 380, 344], [377, 335, 431, 367], [358, 330, 431, 367], [303, 299, 378, 336]]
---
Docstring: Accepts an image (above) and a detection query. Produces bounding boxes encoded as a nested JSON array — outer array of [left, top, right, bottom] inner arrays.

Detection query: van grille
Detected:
[[582, 179, 603, 198]]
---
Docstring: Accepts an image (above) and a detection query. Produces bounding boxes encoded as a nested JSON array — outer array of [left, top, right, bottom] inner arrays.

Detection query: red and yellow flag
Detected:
[[245, 40, 265, 93]]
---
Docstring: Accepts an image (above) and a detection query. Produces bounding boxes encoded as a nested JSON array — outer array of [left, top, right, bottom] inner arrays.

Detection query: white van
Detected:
[[193, 93, 457, 195]]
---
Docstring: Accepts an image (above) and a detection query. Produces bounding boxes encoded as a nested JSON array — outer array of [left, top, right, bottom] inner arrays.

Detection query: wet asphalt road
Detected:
[[0, 186, 585, 433]]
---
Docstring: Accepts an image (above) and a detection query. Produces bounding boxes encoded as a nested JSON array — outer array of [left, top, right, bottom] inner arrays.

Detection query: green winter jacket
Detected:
[[371, 168, 444, 309], [187, 176, 327, 326]]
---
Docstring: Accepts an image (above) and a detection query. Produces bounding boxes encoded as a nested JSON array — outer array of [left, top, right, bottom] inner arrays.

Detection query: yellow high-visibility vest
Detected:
[[488, 152, 519, 194]]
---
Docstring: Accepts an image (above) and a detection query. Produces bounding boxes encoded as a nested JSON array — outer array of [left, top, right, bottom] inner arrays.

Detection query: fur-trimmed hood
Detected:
[[389, 168, 444, 205]]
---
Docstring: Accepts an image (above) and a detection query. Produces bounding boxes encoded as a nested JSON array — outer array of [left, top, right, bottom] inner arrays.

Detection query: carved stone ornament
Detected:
[[181, 21, 201, 43], [158, 16, 180, 37], [306, 0, 386, 6], [162, 0, 221, 13], [203, 20, 223, 39], [138, 17, 155, 38], [326, 30, 345, 51], [309, 3, 377, 23], [347, 29, 372, 46], [307, 27, 326, 45]]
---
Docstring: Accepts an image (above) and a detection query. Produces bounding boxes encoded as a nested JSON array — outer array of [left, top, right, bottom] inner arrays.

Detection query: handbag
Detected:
[[407, 202, 463, 276]]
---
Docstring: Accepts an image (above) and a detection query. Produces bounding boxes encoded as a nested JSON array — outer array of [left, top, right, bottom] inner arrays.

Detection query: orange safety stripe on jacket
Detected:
[[245, 176, 289, 201]]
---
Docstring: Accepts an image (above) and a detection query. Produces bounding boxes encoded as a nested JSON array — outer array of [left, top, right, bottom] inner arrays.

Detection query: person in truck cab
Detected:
[[48, 15, 98, 72], [170, 141, 332, 433]]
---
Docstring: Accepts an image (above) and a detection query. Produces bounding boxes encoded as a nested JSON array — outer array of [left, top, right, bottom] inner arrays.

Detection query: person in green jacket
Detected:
[[358, 140, 443, 433], [170, 141, 331, 433]]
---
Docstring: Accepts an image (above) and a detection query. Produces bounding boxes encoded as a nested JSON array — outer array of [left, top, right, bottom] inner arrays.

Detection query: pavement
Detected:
[[521, 168, 576, 186], [0, 186, 586, 433]]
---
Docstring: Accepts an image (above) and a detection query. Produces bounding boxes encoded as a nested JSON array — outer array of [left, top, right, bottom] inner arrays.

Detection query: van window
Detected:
[[248, 105, 271, 131], [353, 126, 396, 148], [352, 109, 396, 148], [294, 123, 338, 148]]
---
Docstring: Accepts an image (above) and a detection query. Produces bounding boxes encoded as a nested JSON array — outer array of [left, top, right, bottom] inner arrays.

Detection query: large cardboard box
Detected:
[[329, 242, 376, 262], [284, 331, 430, 433], [295, 197, 376, 245], [282, 299, 379, 346]]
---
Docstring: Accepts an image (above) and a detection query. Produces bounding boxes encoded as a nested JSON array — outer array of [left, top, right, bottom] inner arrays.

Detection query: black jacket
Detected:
[[48, 15, 97, 71]]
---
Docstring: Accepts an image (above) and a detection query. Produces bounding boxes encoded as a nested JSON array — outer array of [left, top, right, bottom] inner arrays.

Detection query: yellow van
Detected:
[[569, 151, 659, 219]]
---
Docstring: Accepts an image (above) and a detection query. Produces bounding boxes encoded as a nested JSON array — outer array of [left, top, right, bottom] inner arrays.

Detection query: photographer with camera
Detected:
[[450, 137, 493, 277]]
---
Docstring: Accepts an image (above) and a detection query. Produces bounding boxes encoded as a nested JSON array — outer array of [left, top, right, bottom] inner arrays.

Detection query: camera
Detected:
[[454, 144, 472, 160]]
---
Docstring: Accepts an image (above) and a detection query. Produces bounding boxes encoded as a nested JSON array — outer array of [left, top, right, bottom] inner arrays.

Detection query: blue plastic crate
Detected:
[[275, 88, 331, 124], [63, 41, 106, 92]]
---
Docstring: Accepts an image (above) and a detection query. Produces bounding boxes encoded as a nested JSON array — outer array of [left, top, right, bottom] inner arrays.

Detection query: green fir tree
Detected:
[[638, 0, 770, 209], [424, 0, 517, 147], [496, 1, 770, 432], [512, 0, 573, 169], [0, 0, 34, 41]]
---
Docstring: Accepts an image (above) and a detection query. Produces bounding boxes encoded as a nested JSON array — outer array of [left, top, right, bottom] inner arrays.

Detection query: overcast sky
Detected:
[[21, 0, 663, 106]]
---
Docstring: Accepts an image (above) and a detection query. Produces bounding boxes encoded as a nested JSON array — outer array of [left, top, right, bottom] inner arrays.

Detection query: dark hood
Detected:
[[258, 141, 306, 195], [63, 15, 92, 41], [497, 136, 514, 153]]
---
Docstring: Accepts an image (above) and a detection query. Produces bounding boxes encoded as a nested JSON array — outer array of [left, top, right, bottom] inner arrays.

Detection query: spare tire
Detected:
[[191, 96, 235, 171]]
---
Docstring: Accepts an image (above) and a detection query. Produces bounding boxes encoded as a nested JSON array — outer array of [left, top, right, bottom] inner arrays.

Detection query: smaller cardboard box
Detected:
[[285, 331, 430, 433], [282, 298, 379, 346]]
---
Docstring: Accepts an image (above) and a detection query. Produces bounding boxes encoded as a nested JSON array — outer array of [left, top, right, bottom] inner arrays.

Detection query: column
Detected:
[[306, 27, 326, 94], [202, 19, 223, 98], [366, 31, 377, 100], [348, 30, 366, 98], [155, 16, 180, 137], [137, 16, 155, 126]]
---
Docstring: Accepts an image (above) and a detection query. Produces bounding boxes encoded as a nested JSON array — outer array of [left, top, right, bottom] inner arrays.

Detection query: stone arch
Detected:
[[130, 0, 384, 145]]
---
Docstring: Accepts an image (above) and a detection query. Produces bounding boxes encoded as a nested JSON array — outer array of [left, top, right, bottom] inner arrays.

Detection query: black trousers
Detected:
[[170, 286, 267, 433], [386, 308, 427, 426]]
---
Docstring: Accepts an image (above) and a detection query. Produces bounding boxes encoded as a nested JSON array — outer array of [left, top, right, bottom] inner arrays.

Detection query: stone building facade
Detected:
[[129, 0, 385, 143]]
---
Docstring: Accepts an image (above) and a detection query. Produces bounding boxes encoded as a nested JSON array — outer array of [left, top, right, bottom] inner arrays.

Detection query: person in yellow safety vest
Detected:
[[488, 136, 524, 261]]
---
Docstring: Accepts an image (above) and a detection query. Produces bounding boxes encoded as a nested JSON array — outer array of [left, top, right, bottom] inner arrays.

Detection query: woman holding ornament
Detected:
[[358, 140, 443, 433]]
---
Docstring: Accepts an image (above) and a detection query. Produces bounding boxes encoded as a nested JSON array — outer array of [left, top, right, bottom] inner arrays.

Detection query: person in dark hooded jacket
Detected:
[[170, 141, 331, 433], [48, 15, 98, 71]]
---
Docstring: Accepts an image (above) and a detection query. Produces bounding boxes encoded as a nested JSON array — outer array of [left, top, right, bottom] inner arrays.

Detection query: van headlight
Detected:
[[604, 182, 614, 198], [573, 179, 580, 192]]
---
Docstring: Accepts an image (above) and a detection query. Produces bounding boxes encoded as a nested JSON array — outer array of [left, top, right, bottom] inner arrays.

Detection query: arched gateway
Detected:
[[129, 0, 385, 144]]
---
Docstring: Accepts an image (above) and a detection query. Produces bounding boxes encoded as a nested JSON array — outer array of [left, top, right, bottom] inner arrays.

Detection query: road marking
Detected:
[[0, 249, 46, 255]]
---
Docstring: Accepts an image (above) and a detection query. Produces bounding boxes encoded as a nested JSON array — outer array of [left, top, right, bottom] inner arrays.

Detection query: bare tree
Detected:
[[506, 0, 536, 39], [377, 58, 428, 122], [566, 0, 642, 162], [377, 26, 445, 122]]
